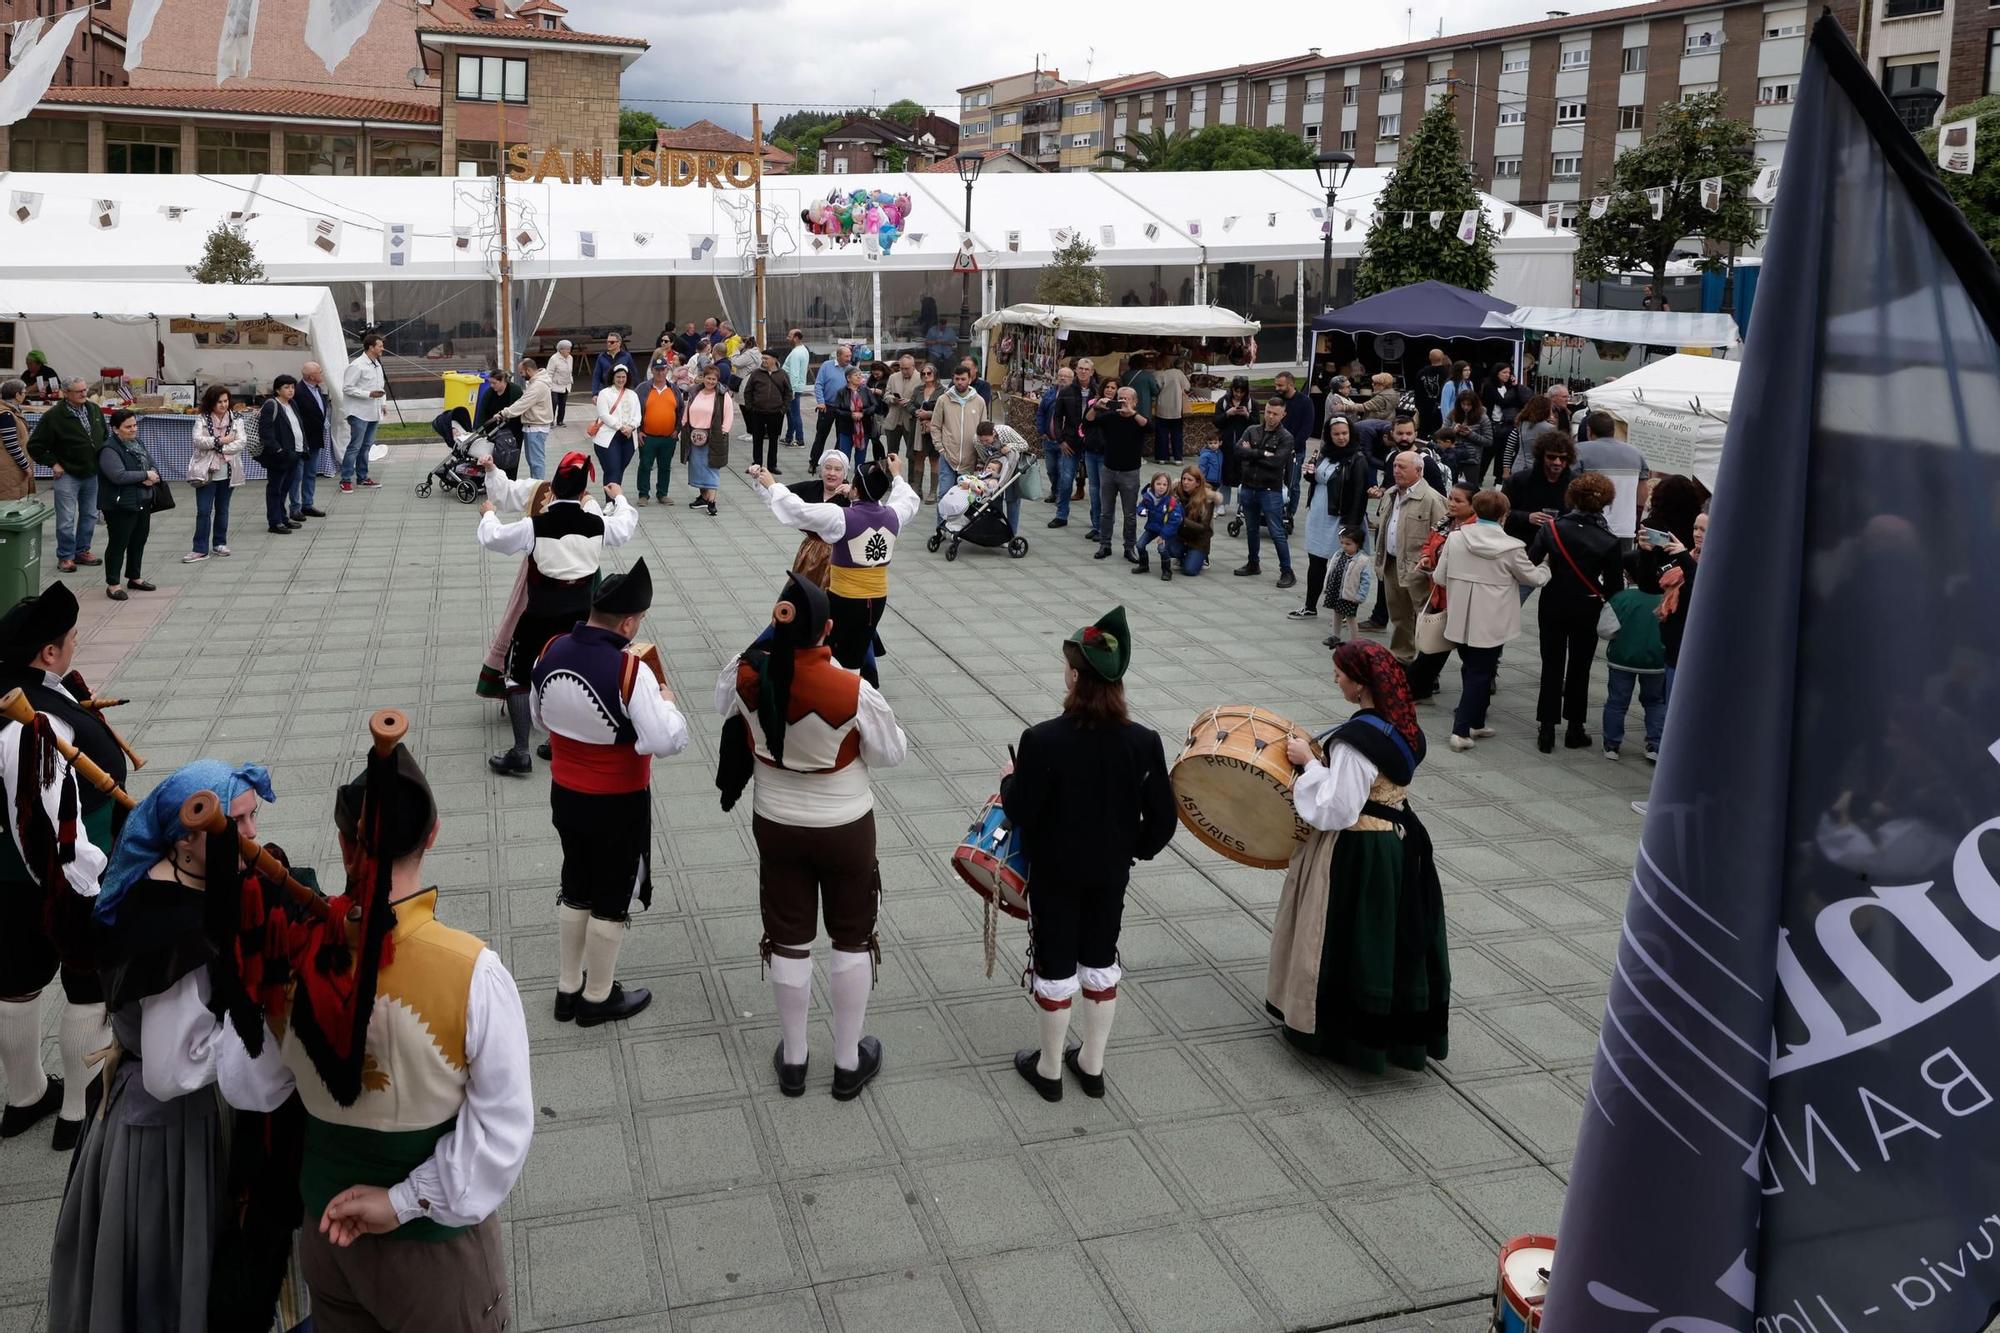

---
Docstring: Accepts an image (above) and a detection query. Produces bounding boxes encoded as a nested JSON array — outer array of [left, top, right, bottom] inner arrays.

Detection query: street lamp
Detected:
[[1313, 149, 1355, 313], [955, 149, 985, 361], [1887, 84, 1945, 136]]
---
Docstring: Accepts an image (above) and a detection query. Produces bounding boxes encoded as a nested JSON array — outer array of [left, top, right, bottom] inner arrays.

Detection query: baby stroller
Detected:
[[926, 463, 1031, 560], [415, 410, 520, 503]]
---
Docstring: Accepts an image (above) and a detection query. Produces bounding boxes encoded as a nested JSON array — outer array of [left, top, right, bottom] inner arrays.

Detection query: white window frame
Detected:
[[1618, 104, 1644, 130], [1501, 50, 1530, 73], [832, 158, 848, 175], [1428, 58, 1453, 83], [1304, 122, 1321, 140], [1493, 156, 1522, 178], [1684, 28, 1719, 54], [1339, 128, 1356, 150], [1758, 78, 1796, 104], [1683, 81, 1719, 100], [1305, 76, 1325, 103], [1267, 79, 1287, 102], [1559, 47, 1591, 69], [1342, 84, 1358, 105], [1765, 20, 1805, 37], [1497, 102, 1526, 126], [1067, 99, 1097, 117], [1551, 153, 1582, 179], [1556, 98, 1587, 123], [1377, 112, 1401, 141], [1069, 132, 1097, 149], [456, 54, 528, 104], [1381, 67, 1405, 90], [1622, 46, 1648, 72]]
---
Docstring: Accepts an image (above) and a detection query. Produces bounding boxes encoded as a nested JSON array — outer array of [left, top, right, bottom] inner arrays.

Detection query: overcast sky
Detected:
[[558, 0, 1636, 136]]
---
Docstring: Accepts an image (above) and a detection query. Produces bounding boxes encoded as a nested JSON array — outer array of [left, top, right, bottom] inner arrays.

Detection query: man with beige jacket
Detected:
[[496, 356, 557, 478], [929, 364, 988, 494], [1371, 450, 1447, 665], [880, 354, 924, 457]]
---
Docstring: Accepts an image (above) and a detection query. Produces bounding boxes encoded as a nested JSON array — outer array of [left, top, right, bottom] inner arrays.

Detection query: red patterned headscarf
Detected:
[[1333, 639, 1426, 760]]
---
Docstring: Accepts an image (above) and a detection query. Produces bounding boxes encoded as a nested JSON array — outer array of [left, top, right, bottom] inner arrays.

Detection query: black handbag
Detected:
[[148, 481, 176, 513]]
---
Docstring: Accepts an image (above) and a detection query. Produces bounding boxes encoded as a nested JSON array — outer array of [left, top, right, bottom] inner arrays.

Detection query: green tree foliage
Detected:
[[1037, 235, 1107, 306], [188, 222, 264, 284], [1096, 127, 1189, 171], [617, 106, 661, 155], [769, 109, 838, 144], [1572, 91, 1762, 294], [789, 123, 833, 174], [1919, 96, 2000, 259], [1158, 124, 1315, 172], [881, 98, 927, 126], [1356, 92, 1495, 297]]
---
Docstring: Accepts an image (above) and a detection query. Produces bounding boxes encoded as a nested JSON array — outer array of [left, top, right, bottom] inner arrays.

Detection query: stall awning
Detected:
[[1482, 306, 1740, 346], [1310, 280, 1522, 342], [973, 303, 1259, 338]]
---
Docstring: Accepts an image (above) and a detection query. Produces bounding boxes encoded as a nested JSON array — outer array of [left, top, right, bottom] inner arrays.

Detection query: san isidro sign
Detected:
[[505, 145, 762, 189]]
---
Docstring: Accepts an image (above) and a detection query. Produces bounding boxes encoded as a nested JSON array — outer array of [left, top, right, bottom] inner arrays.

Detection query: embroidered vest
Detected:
[[732, 646, 864, 773], [532, 624, 652, 793], [827, 500, 898, 599]]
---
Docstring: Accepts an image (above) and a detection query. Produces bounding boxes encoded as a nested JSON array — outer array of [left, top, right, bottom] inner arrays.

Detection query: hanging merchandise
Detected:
[[9, 191, 39, 224], [1402, 211, 1414, 230], [384, 221, 411, 267], [1186, 219, 1201, 236], [1589, 195, 1610, 220], [1456, 209, 1479, 244], [0, 8, 88, 125], [159, 205, 188, 221], [1222, 216, 1239, 230], [632, 232, 653, 248], [216, 0, 260, 83], [1939, 117, 1976, 174], [124, 0, 166, 70], [1343, 212, 1356, 232], [92, 199, 120, 231], [304, 0, 383, 74], [1700, 176, 1724, 210], [1428, 211, 1444, 230], [1646, 186, 1666, 220]]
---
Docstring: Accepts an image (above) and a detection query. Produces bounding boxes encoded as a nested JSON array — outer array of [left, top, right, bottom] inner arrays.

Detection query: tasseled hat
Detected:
[[334, 742, 438, 861], [857, 462, 894, 502], [593, 558, 653, 616], [1066, 605, 1132, 683], [552, 450, 594, 499], [0, 582, 78, 667], [755, 572, 831, 769]]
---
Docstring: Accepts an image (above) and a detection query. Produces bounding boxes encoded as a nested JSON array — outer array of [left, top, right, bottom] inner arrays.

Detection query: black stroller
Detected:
[[925, 464, 1030, 560], [415, 409, 521, 503]]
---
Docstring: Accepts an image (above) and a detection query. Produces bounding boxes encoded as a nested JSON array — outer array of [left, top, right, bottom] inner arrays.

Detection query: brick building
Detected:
[[0, 0, 129, 91], [657, 120, 795, 175], [0, 0, 644, 175], [814, 113, 959, 175]]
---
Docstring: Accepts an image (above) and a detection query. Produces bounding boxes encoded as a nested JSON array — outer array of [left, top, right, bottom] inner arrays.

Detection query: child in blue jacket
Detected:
[[1133, 471, 1183, 581], [1602, 585, 1667, 761]]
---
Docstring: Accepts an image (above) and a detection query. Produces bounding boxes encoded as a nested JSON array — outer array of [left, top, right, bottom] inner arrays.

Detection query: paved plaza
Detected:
[[0, 424, 1656, 1332]]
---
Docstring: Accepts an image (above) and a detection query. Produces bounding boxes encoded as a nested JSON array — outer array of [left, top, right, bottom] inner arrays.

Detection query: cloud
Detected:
[[559, 0, 1641, 137]]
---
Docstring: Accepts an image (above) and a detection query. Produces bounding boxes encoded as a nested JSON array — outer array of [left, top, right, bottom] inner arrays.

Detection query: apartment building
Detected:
[[957, 68, 1076, 156], [0, 0, 130, 92]]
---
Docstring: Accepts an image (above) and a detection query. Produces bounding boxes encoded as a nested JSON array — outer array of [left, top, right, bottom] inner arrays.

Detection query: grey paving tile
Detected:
[[787, 1169, 936, 1281], [511, 1118, 638, 1218], [517, 1206, 665, 1328], [1031, 1133, 1186, 1239], [643, 1101, 770, 1198], [1335, 1186, 1496, 1301], [1459, 1073, 1587, 1163], [1260, 1100, 1412, 1193], [1099, 1044, 1234, 1122], [674, 1291, 827, 1333], [529, 1044, 625, 1122], [954, 1244, 1131, 1333], [915, 1154, 1063, 1258], [0, 1197, 59, 1303], [876, 1073, 1018, 1156], [656, 1187, 807, 1306], [817, 1266, 975, 1333], [1146, 1117, 1308, 1216], [1213, 1206, 1403, 1327], [1084, 1225, 1266, 1333]]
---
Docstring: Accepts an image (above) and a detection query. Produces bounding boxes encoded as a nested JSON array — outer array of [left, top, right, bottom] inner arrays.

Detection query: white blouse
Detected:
[[593, 386, 641, 435], [139, 969, 229, 1102], [1291, 742, 1383, 833]]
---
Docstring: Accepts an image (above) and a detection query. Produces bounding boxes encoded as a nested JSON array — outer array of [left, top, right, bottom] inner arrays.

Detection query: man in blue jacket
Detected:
[[1035, 368, 1070, 523], [809, 343, 852, 468], [591, 332, 637, 395], [1275, 371, 1316, 529]]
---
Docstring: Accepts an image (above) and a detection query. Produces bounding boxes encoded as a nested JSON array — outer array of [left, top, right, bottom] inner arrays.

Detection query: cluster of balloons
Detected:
[[800, 188, 917, 253]]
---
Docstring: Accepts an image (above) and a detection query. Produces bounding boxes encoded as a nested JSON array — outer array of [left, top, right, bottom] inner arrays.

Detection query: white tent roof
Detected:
[[1582, 353, 1738, 490], [1484, 306, 1740, 347], [973, 303, 1259, 338]]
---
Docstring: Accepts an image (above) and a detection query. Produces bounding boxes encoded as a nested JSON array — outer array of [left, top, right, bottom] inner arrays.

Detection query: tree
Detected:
[[789, 123, 833, 174], [1572, 91, 1762, 297], [881, 98, 926, 126], [1356, 92, 1496, 297], [1037, 235, 1107, 306], [770, 109, 838, 145], [1159, 124, 1315, 172], [1919, 96, 2000, 259], [1096, 127, 1189, 171], [188, 221, 264, 284], [618, 106, 661, 155]]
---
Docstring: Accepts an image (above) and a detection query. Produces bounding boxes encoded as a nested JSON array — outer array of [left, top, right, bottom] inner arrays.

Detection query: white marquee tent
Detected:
[[1582, 352, 1738, 490], [973, 304, 1260, 338]]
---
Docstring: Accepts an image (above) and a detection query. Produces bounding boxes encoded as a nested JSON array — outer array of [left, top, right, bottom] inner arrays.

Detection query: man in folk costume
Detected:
[[0, 583, 116, 1150], [747, 454, 920, 687], [473, 458, 603, 703], [217, 742, 533, 1331], [533, 560, 689, 1026], [715, 573, 907, 1100], [999, 607, 1177, 1102]]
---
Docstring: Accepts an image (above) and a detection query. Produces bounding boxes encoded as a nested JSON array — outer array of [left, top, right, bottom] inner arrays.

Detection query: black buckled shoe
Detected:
[[574, 982, 651, 1027], [51, 1115, 83, 1152], [1013, 1049, 1063, 1103], [0, 1076, 61, 1139], [536, 741, 552, 761], [553, 988, 581, 1022], [774, 1043, 808, 1098], [488, 750, 532, 777], [1063, 1047, 1106, 1099], [830, 1035, 881, 1101]]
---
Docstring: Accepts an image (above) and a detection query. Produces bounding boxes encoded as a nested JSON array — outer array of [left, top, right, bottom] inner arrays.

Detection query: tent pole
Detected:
[[870, 270, 882, 361], [752, 102, 769, 348], [1294, 260, 1305, 371], [363, 281, 375, 327]]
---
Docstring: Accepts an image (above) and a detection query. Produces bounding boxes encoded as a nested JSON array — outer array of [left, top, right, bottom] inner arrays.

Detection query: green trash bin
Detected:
[[0, 496, 51, 608]]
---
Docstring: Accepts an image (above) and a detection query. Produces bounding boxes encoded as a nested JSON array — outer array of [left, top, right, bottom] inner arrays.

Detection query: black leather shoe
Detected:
[[1093, 546, 1112, 560], [0, 1076, 61, 1138], [1564, 727, 1593, 750], [1084, 529, 1101, 543], [51, 1115, 83, 1152], [1233, 564, 1261, 577], [830, 1035, 881, 1101], [267, 525, 293, 535], [289, 512, 308, 523], [553, 988, 580, 1022], [536, 741, 552, 761], [574, 982, 651, 1027], [1275, 571, 1297, 590], [1047, 518, 1067, 529], [1537, 725, 1556, 754], [488, 750, 532, 777], [301, 506, 328, 518], [1014, 1049, 1062, 1102], [1063, 1047, 1106, 1099], [774, 1043, 808, 1098]]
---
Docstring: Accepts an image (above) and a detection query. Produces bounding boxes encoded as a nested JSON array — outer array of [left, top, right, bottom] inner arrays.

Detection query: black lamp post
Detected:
[[1313, 149, 1355, 312], [1887, 84, 1945, 136], [955, 149, 985, 361]]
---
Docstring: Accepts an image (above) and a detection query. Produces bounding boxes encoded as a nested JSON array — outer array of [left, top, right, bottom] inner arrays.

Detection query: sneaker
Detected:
[[1286, 607, 1317, 620], [1275, 570, 1297, 590], [181, 551, 208, 563], [1604, 746, 1622, 761], [214, 545, 232, 557], [1630, 801, 1650, 816], [1644, 744, 1659, 764], [1470, 727, 1497, 738], [1448, 734, 1475, 752], [340, 481, 354, 493], [358, 478, 382, 489]]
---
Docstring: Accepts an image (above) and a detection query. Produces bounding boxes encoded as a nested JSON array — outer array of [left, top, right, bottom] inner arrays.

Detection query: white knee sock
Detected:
[[1076, 995, 1117, 1077], [1035, 1001, 1072, 1081], [769, 951, 813, 1065], [57, 1002, 108, 1120], [827, 949, 872, 1073], [0, 996, 47, 1108], [580, 918, 626, 1003], [557, 904, 590, 994]]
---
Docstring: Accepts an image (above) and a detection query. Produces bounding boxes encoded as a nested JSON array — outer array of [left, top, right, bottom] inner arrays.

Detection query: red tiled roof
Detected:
[[923, 149, 1037, 172], [657, 119, 754, 152], [762, 143, 796, 166], [416, 3, 648, 48], [38, 85, 440, 124]]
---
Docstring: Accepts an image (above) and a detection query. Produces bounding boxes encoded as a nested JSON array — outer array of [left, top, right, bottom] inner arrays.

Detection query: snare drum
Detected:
[[1170, 706, 1317, 870], [952, 797, 1030, 920], [1494, 1235, 1554, 1333]]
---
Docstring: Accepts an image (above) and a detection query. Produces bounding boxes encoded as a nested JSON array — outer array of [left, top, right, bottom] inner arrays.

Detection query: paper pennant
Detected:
[[1499, 208, 1516, 235], [1222, 215, 1238, 231], [8, 191, 39, 224], [307, 215, 342, 255], [1427, 210, 1444, 230], [1541, 203, 1562, 228], [1402, 211, 1414, 230], [632, 231, 654, 248], [1589, 195, 1610, 220], [453, 225, 473, 252], [1343, 212, 1356, 232], [1186, 219, 1201, 237], [1940, 117, 1977, 175], [1700, 176, 1724, 211], [1456, 209, 1479, 244], [1646, 186, 1666, 220], [159, 204, 188, 221], [577, 229, 597, 259], [383, 221, 411, 267], [1100, 224, 1115, 244], [1751, 164, 1782, 203], [92, 199, 119, 231]]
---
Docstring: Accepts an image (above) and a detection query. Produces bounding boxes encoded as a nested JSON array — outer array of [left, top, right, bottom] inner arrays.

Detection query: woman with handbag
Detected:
[[1432, 490, 1549, 750], [681, 364, 734, 517], [256, 375, 304, 536], [1405, 484, 1477, 701], [591, 363, 641, 485], [96, 410, 160, 601], [1527, 471, 1622, 753], [185, 385, 244, 561]]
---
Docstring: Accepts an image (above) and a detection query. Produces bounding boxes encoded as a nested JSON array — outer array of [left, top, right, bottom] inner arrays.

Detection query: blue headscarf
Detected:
[[96, 759, 275, 925]]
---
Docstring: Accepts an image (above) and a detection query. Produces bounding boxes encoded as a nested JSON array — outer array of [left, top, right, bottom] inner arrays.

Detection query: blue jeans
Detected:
[[1006, 491, 1022, 535], [1084, 451, 1105, 533], [342, 417, 378, 482], [1603, 667, 1667, 750], [937, 456, 960, 498], [51, 472, 97, 561], [1167, 538, 1206, 575], [1152, 416, 1185, 461], [522, 428, 549, 479], [1053, 449, 1078, 521], [785, 396, 805, 444], [1284, 450, 1305, 519], [289, 450, 319, 514], [192, 481, 232, 554], [595, 432, 635, 486], [1240, 486, 1291, 572]]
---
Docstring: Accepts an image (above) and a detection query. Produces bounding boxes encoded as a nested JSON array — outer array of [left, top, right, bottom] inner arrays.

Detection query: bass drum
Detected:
[[1169, 706, 1318, 870]]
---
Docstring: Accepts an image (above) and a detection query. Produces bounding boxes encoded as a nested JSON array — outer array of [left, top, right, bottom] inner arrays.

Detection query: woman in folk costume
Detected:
[[715, 573, 908, 1100], [1266, 639, 1449, 1074], [1000, 607, 1177, 1102], [472, 459, 602, 701], [47, 759, 300, 1333]]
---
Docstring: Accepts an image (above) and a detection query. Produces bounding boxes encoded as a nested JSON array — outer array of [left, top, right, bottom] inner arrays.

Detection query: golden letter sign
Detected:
[[504, 145, 760, 188]]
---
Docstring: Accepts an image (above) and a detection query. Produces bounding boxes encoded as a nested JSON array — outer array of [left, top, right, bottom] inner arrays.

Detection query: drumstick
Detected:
[[0, 689, 138, 811]]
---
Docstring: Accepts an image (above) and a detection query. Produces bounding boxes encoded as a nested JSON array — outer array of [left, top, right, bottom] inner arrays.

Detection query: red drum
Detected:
[[951, 796, 1030, 920], [1494, 1235, 1554, 1333]]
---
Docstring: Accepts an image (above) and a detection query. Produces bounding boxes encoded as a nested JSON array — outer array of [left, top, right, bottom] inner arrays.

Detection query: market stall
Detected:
[[1579, 352, 1737, 490], [1309, 280, 1524, 390]]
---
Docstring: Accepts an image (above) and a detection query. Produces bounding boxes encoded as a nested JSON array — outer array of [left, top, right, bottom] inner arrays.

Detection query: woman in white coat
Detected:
[[591, 363, 642, 486], [1430, 489, 1549, 750], [546, 339, 575, 426], [185, 385, 245, 562]]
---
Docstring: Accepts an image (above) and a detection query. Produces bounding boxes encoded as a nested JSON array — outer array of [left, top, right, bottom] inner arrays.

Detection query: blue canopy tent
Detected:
[[1311, 279, 1525, 385]]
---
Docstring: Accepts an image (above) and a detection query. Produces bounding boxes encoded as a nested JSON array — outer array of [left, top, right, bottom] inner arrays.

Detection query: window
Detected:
[[8, 118, 87, 172], [961, 91, 990, 109], [1192, 89, 1207, 110], [1683, 82, 1719, 100], [1493, 155, 1522, 178], [1623, 45, 1648, 72], [1618, 104, 1644, 130], [1380, 67, 1404, 90], [1559, 47, 1590, 69], [1304, 122, 1320, 140], [1428, 58, 1453, 82], [1342, 83, 1357, 105], [1163, 99, 1177, 120], [1305, 76, 1324, 103], [457, 138, 499, 176], [1067, 99, 1096, 116], [1882, 0, 1943, 14], [1377, 113, 1401, 140], [1220, 85, 1237, 105], [456, 54, 527, 103], [997, 110, 1019, 126], [1757, 78, 1795, 104], [1497, 102, 1525, 125], [1551, 153, 1582, 179], [1339, 128, 1356, 150], [1990, 30, 2000, 95], [1765, 19, 1805, 37], [1069, 132, 1097, 148], [1501, 50, 1529, 73], [283, 133, 357, 175], [1139, 94, 1153, 113], [104, 121, 179, 173], [542, 15, 557, 28], [1883, 59, 1940, 96], [1684, 28, 1718, 54], [1556, 98, 1587, 123], [1267, 79, 1286, 103], [832, 158, 848, 175], [1219, 84, 1237, 123], [963, 120, 989, 137], [369, 138, 440, 176], [196, 128, 269, 173]]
